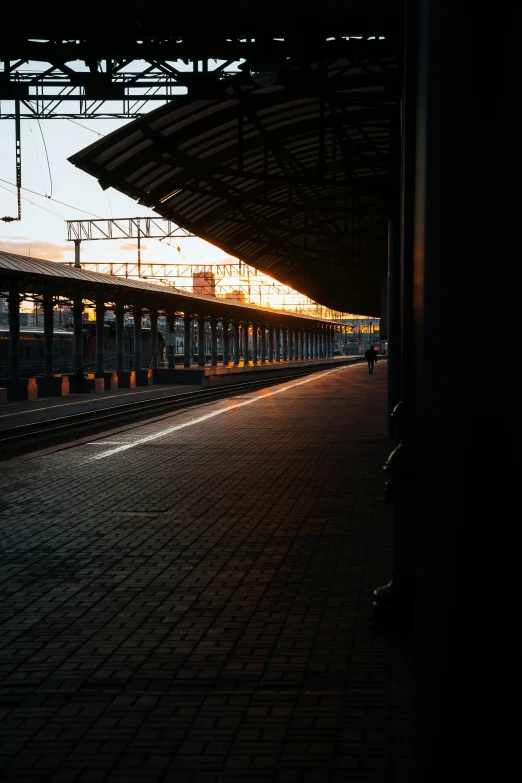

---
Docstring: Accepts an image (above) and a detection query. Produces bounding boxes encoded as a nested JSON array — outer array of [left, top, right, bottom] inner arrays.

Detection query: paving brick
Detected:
[[0, 364, 414, 781]]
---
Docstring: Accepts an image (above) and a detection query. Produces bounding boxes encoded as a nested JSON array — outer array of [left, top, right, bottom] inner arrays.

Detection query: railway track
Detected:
[[0, 364, 344, 461]]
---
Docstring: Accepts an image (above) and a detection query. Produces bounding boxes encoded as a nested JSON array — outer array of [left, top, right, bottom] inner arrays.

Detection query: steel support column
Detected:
[[282, 327, 288, 361], [150, 310, 159, 369], [252, 324, 258, 365], [403, 2, 516, 778], [95, 297, 106, 377], [43, 287, 54, 378], [73, 297, 84, 372], [8, 288, 21, 379], [267, 326, 274, 362], [387, 217, 401, 437], [260, 325, 266, 363], [233, 322, 241, 365], [133, 306, 142, 371], [210, 319, 218, 366], [115, 305, 124, 372], [222, 319, 230, 365], [242, 322, 249, 364], [198, 318, 205, 367], [167, 314, 175, 368], [183, 314, 191, 367]]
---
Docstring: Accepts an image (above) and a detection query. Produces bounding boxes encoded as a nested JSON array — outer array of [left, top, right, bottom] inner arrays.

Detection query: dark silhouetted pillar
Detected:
[[282, 327, 288, 361], [252, 324, 258, 364], [198, 318, 205, 367], [183, 314, 191, 367], [133, 305, 142, 371], [115, 304, 124, 372], [8, 288, 21, 379], [150, 310, 158, 369], [43, 287, 54, 377], [96, 297, 106, 377], [260, 325, 266, 363], [242, 322, 249, 364], [233, 322, 241, 365], [387, 217, 401, 437], [222, 319, 229, 365], [166, 314, 175, 368], [267, 325, 274, 362], [210, 318, 218, 366], [73, 297, 84, 372]]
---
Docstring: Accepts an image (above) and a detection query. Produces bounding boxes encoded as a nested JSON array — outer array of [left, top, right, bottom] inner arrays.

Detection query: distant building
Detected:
[[192, 272, 216, 296], [224, 289, 246, 303]]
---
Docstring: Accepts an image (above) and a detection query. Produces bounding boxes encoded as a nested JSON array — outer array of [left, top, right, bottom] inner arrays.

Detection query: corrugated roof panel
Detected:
[[67, 52, 396, 315], [0, 252, 344, 325]]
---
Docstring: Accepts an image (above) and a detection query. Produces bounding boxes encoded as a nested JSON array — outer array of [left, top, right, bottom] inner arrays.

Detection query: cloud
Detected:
[[0, 238, 70, 260], [118, 242, 148, 252]]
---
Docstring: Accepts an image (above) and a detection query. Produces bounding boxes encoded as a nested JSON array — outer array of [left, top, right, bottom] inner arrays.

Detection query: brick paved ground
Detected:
[[0, 362, 414, 782]]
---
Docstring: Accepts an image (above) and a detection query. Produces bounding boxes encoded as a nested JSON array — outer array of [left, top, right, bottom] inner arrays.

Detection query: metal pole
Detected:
[[184, 314, 191, 367], [210, 319, 218, 366], [133, 305, 142, 370], [252, 324, 258, 364], [242, 322, 249, 364], [198, 318, 205, 366], [74, 239, 81, 269], [234, 322, 241, 365], [8, 288, 21, 379], [167, 314, 175, 367], [73, 297, 83, 371], [43, 287, 54, 377], [115, 305, 124, 372], [15, 100, 21, 221], [150, 310, 158, 369], [95, 297, 105, 377], [222, 319, 230, 365], [260, 324, 266, 363], [137, 220, 141, 278]]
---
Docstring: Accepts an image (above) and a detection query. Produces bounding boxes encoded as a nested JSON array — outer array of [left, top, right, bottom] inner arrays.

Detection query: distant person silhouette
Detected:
[[365, 347, 376, 374]]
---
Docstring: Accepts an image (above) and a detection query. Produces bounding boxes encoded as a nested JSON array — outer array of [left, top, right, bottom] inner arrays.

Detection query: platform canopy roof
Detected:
[[0, 252, 345, 327], [56, 1, 400, 317], [1, 1, 400, 317]]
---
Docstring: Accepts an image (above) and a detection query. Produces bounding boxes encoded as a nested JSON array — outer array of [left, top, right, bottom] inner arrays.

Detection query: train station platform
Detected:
[[0, 357, 364, 430], [0, 383, 202, 431], [0, 359, 414, 782]]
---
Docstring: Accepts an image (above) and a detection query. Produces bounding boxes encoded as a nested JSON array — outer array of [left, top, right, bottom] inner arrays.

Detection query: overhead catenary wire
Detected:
[[66, 119, 104, 136], [28, 125, 48, 197], [36, 118, 53, 198], [0, 179, 183, 256]]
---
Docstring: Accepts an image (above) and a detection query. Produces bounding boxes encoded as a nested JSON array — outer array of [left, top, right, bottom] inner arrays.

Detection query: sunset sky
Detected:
[[0, 73, 372, 319]]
